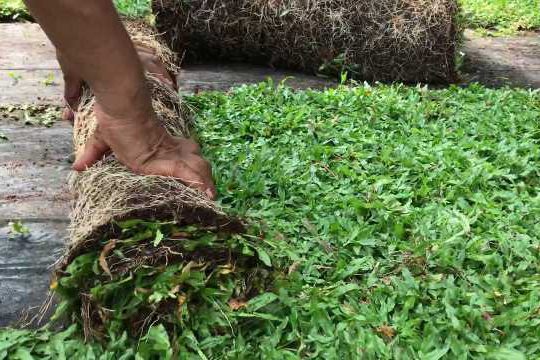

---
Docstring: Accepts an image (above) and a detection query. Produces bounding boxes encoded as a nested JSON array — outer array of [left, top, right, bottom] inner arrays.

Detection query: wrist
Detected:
[[93, 73, 152, 121]]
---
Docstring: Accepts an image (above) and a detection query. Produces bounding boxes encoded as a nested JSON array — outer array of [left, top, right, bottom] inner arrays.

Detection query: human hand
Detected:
[[58, 47, 216, 199], [73, 104, 217, 199]]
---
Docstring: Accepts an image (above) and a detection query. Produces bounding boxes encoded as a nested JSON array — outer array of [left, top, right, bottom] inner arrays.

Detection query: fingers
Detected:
[[172, 160, 217, 201], [142, 158, 216, 200], [72, 131, 111, 171], [57, 50, 83, 122], [61, 74, 83, 122], [135, 46, 176, 90], [183, 155, 216, 200]]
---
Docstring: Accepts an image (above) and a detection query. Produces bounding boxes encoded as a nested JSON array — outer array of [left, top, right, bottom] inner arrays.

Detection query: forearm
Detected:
[[23, 0, 150, 117]]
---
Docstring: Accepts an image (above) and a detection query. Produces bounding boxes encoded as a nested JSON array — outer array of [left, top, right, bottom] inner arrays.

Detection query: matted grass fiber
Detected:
[[154, 0, 459, 84]]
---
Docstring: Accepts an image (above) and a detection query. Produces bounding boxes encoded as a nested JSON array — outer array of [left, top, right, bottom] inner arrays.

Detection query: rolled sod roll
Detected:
[[153, 0, 459, 84], [65, 21, 241, 256], [45, 23, 271, 342]]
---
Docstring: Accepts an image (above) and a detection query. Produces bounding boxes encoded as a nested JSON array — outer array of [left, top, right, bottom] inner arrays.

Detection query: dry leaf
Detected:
[[99, 239, 117, 279], [218, 264, 235, 275], [228, 298, 248, 311], [375, 325, 396, 339], [288, 261, 301, 275], [177, 293, 187, 317], [171, 231, 192, 239]]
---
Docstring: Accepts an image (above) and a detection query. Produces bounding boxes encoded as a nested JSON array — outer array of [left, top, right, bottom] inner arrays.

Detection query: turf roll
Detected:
[[46, 22, 272, 345], [153, 0, 460, 84]]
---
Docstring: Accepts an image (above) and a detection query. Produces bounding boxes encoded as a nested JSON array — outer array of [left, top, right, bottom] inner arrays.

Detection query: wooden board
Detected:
[[462, 30, 540, 88], [178, 63, 335, 94], [0, 23, 63, 105], [0, 120, 71, 326]]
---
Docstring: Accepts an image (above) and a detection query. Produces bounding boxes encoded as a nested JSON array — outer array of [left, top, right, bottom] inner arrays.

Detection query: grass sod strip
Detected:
[[0, 82, 539, 359], [32, 21, 275, 358], [154, 0, 459, 84], [51, 221, 275, 351]]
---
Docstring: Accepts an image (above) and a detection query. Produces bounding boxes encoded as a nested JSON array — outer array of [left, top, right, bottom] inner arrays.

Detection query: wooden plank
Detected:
[[0, 221, 66, 327], [0, 69, 63, 105], [0, 121, 72, 221], [0, 23, 62, 105], [0, 118, 71, 326], [178, 63, 335, 94], [0, 23, 58, 70]]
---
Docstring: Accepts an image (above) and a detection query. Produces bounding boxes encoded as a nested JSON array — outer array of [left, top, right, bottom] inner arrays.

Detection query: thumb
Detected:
[[72, 131, 110, 171]]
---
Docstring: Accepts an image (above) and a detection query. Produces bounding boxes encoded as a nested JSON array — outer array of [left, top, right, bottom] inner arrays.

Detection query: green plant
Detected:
[[41, 73, 56, 86], [0, 0, 30, 21], [8, 220, 30, 237], [460, 0, 540, 35], [7, 71, 22, 85], [0, 105, 61, 127]]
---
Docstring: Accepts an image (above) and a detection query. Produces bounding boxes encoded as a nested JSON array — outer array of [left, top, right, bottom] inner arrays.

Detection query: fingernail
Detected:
[[205, 189, 214, 199]]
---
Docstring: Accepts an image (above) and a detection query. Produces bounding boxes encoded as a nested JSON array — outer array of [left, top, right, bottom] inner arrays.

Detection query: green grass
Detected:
[[190, 82, 540, 358], [460, 0, 540, 35], [2, 82, 538, 359], [0, 0, 28, 21], [0, 0, 150, 21], [113, 0, 151, 19]]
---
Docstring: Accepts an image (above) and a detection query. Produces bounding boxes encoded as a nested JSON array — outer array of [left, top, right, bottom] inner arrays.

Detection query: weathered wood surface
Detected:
[[0, 120, 71, 326], [462, 30, 540, 88], [0, 23, 63, 104], [0, 121, 72, 220], [178, 63, 334, 93]]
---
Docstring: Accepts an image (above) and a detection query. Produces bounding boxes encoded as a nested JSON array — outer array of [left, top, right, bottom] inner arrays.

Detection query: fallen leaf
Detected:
[[171, 231, 192, 239], [99, 239, 117, 279], [228, 298, 248, 311], [288, 261, 301, 275], [375, 325, 396, 339]]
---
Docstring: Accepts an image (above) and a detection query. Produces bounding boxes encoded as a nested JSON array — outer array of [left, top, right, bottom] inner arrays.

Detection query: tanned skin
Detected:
[[23, 0, 216, 199]]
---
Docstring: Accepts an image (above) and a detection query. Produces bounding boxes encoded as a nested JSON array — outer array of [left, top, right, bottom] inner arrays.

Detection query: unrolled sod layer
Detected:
[[46, 22, 271, 342], [153, 0, 459, 84]]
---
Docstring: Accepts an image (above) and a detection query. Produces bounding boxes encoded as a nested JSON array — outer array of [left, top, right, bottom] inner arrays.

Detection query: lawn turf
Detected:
[[460, 0, 540, 35], [2, 83, 538, 359], [187, 82, 540, 358]]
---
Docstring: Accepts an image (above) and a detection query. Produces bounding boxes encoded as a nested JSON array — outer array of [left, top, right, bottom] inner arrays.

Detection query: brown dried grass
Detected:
[[154, 0, 459, 83]]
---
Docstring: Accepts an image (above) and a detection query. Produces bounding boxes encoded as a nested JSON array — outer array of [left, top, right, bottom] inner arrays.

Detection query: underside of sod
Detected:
[[153, 0, 460, 84]]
